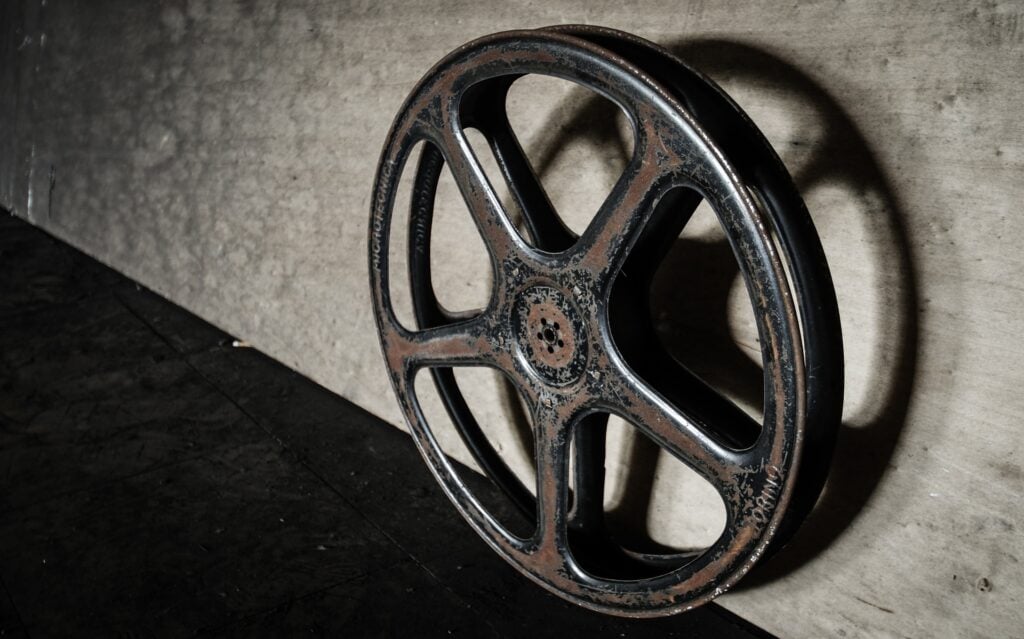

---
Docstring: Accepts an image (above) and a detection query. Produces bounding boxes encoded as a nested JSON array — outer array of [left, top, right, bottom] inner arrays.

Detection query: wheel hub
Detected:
[[514, 285, 588, 387]]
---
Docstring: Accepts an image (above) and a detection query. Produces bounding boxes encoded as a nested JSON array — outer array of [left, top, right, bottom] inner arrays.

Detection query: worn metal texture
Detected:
[[368, 27, 842, 615], [3, 0, 1024, 636]]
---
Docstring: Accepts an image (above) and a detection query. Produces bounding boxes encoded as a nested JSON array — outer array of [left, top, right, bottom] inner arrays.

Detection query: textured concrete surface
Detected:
[[2, 1, 1023, 637]]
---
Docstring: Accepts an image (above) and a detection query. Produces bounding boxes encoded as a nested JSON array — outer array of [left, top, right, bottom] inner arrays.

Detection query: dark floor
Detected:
[[0, 212, 771, 638]]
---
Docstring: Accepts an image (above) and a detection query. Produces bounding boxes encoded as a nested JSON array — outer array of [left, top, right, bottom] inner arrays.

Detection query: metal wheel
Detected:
[[368, 26, 843, 617]]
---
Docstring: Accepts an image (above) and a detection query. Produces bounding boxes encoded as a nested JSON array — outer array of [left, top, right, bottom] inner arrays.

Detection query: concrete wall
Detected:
[[3, 1, 1023, 636]]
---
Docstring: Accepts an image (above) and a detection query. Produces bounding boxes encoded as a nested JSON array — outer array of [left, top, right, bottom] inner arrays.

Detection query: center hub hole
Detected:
[[516, 286, 588, 383]]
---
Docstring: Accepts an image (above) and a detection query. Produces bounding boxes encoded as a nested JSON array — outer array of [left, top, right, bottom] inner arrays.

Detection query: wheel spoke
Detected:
[[486, 116, 577, 252], [636, 348, 762, 449], [617, 187, 703, 285], [596, 357, 745, 498], [531, 400, 572, 561], [388, 314, 503, 370], [607, 275, 763, 450], [576, 140, 675, 281], [408, 268, 536, 518], [423, 104, 522, 264], [459, 77, 577, 253]]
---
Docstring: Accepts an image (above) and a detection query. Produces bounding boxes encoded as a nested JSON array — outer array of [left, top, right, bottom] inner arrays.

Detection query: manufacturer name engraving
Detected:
[[749, 464, 783, 525]]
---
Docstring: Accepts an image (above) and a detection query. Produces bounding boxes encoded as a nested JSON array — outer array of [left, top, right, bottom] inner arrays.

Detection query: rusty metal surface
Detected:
[[368, 26, 843, 617]]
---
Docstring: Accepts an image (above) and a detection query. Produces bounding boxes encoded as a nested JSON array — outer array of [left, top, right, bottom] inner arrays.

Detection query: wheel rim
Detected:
[[368, 27, 841, 616]]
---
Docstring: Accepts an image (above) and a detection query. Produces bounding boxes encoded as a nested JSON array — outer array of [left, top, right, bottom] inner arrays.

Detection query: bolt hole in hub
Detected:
[[369, 26, 843, 616]]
